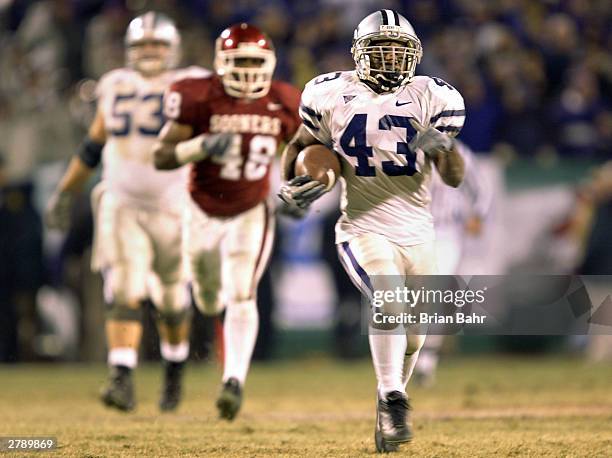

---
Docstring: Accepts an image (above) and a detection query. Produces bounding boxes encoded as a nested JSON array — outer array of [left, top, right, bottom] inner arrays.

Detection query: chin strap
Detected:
[[374, 73, 403, 91]]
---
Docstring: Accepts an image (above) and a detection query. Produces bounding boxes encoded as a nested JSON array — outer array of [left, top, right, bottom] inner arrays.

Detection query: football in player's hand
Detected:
[[294, 144, 341, 190]]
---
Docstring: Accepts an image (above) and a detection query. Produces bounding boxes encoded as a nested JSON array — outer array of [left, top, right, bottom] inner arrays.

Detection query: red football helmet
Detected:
[[214, 23, 276, 99]]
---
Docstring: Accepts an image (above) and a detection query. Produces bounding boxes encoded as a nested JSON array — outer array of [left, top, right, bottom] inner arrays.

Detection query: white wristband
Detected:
[[324, 169, 336, 192], [175, 134, 206, 165]]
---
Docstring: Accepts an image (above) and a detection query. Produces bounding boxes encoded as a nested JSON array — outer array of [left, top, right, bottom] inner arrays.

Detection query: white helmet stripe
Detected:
[[379, 9, 390, 26], [144, 11, 155, 31], [390, 10, 400, 26]]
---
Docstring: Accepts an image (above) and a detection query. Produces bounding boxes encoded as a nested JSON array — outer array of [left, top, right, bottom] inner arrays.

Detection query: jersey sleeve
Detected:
[[427, 77, 466, 137], [94, 69, 123, 103], [94, 73, 110, 101], [172, 65, 212, 81], [275, 82, 302, 142], [163, 78, 203, 127], [299, 77, 334, 147]]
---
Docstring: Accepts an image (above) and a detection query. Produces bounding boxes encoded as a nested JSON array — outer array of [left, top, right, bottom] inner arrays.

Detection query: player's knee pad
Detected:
[[106, 301, 143, 322], [405, 333, 426, 355], [104, 266, 147, 306], [156, 305, 193, 327], [224, 286, 254, 306], [150, 281, 189, 315], [369, 277, 408, 330], [225, 299, 258, 321], [224, 254, 257, 304], [192, 284, 223, 316]]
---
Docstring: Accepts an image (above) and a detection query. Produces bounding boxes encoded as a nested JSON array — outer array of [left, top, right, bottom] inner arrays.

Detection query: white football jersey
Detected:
[[96, 66, 211, 213], [299, 71, 465, 246]]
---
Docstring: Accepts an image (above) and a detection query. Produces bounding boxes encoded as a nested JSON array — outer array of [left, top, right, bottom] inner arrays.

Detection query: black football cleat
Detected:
[[375, 391, 412, 453], [159, 361, 185, 412], [100, 365, 135, 412], [216, 377, 242, 421], [375, 413, 399, 453]]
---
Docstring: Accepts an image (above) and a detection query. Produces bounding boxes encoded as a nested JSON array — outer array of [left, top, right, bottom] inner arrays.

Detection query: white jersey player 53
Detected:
[[299, 71, 465, 246], [97, 66, 210, 214]]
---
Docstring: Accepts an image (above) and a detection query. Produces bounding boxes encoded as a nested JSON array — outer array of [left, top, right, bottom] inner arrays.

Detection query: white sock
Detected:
[[369, 326, 407, 395], [222, 300, 258, 385], [402, 334, 426, 388], [413, 350, 437, 376], [160, 341, 189, 363], [108, 347, 137, 369], [413, 334, 443, 377]]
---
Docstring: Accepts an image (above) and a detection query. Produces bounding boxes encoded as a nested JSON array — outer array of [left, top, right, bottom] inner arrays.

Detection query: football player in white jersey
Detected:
[[46, 12, 210, 412], [279, 10, 466, 452]]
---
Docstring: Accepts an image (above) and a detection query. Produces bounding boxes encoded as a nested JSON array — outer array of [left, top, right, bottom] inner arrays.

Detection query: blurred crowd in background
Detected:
[[0, 0, 610, 362], [1, 0, 610, 179]]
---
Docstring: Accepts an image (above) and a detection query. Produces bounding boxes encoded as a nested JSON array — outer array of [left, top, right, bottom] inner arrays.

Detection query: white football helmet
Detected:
[[352, 10, 422, 93], [125, 11, 180, 76]]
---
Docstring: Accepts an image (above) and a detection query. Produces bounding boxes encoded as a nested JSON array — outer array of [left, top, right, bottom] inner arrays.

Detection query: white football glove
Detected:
[[408, 119, 454, 159], [278, 175, 327, 218], [45, 190, 73, 231]]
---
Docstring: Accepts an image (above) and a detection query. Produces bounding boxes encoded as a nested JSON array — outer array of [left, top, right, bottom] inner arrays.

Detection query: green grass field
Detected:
[[1, 356, 611, 457]]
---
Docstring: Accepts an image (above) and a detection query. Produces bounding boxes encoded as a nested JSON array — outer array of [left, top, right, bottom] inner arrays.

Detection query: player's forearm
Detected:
[[280, 125, 320, 181], [280, 142, 301, 181], [153, 141, 182, 170], [58, 156, 95, 194], [154, 132, 235, 170], [433, 144, 465, 188]]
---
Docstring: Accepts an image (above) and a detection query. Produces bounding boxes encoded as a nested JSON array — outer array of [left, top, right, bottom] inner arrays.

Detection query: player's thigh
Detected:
[[401, 241, 439, 341], [95, 194, 153, 304], [183, 199, 224, 313], [337, 233, 406, 310], [149, 210, 184, 282], [147, 210, 189, 313], [435, 228, 463, 275], [402, 241, 439, 275], [221, 201, 275, 303]]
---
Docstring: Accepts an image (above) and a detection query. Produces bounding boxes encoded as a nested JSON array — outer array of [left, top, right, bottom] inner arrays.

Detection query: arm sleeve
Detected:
[[77, 136, 105, 168], [428, 77, 466, 137], [298, 82, 333, 147], [276, 82, 303, 142]]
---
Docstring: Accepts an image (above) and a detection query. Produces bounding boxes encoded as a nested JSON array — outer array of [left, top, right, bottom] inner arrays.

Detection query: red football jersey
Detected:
[[166, 75, 301, 217]]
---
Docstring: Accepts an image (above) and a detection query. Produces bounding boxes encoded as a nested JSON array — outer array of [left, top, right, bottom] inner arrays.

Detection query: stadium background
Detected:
[[0, 1, 611, 368]]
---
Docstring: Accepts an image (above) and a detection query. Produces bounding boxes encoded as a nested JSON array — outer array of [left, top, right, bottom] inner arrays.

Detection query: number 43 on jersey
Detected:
[[340, 114, 419, 177]]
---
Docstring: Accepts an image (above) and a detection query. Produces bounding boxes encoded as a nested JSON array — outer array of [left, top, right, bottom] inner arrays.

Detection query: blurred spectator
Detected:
[[1, 0, 609, 161], [548, 64, 611, 158], [83, 3, 130, 78], [0, 152, 44, 362]]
